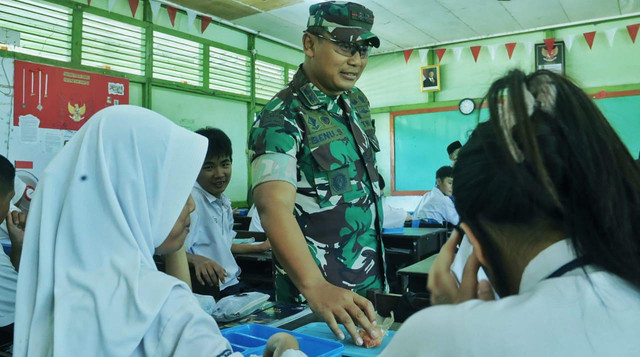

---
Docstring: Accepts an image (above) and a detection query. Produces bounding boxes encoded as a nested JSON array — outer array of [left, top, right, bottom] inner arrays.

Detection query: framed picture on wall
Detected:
[[420, 64, 440, 92], [535, 41, 565, 74]]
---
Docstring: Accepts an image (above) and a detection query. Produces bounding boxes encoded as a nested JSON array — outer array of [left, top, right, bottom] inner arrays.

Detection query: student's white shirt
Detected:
[[186, 183, 241, 290], [413, 186, 459, 225], [0, 252, 16, 327], [247, 205, 264, 232], [380, 239, 640, 356]]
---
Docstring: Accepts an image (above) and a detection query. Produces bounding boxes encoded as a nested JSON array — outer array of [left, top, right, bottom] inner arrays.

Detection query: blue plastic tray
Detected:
[[382, 227, 404, 234], [294, 322, 396, 357], [221, 323, 344, 357]]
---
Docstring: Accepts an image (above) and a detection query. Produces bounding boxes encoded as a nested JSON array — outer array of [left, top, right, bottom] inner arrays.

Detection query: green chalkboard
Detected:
[[393, 95, 640, 192]]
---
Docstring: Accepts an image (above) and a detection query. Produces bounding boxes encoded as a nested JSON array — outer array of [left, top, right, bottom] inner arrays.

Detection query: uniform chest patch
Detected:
[[328, 167, 353, 195]]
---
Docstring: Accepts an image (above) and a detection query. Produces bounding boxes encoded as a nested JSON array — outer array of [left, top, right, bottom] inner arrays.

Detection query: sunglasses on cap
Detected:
[[306, 31, 371, 59]]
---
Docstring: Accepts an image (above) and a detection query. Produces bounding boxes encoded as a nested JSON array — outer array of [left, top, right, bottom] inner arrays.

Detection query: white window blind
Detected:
[[153, 31, 203, 86], [0, 0, 72, 62], [255, 59, 284, 100], [209, 46, 250, 96], [82, 13, 145, 75]]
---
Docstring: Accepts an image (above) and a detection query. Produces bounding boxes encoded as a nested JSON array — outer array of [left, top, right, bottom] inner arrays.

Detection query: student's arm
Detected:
[[163, 244, 192, 290], [254, 180, 378, 346], [231, 240, 271, 254], [6, 211, 27, 271], [186, 253, 227, 287]]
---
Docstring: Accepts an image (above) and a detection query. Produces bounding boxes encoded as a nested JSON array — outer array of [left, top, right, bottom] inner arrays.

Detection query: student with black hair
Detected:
[[447, 140, 462, 166], [185, 128, 270, 297], [380, 70, 640, 356], [413, 166, 459, 225]]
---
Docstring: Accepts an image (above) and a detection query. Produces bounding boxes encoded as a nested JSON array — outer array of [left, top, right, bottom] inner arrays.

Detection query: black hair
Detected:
[[0, 155, 15, 197], [435, 166, 453, 181], [447, 141, 462, 155], [453, 69, 640, 295], [195, 127, 232, 161]]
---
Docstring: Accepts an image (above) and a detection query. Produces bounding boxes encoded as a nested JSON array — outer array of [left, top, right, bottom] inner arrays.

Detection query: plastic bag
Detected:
[[358, 312, 394, 348]]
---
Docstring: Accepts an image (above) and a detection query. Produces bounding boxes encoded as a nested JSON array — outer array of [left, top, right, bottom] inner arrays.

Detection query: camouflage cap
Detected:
[[307, 1, 380, 48]]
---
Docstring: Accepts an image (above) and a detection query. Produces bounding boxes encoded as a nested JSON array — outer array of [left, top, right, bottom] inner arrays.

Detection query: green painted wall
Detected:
[[361, 16, 640, 194], [129, 82, 143, 106], [151, 86, 249, 202]]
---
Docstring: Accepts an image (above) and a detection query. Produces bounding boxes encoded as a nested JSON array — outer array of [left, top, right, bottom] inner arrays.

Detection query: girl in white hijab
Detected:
[[12, 105, 300, 356]]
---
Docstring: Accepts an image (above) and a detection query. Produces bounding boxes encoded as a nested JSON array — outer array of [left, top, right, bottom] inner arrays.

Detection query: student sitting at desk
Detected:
[[413, 166, 459, 225], [185, 128, 270, 297], [380, 70, 640, 356], [12, 106, 301, 356]]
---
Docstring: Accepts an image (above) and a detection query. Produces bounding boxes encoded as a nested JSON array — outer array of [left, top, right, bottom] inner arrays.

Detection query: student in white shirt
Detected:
[[12, 106, 301, 357], [381, 70, 640, 356], [413, 166, 459, 225], [185, 128, 269, 297], [446, 140, 461, 166]]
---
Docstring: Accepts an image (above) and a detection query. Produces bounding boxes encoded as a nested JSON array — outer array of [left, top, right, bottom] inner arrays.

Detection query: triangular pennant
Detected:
[[436, 48, 446, 63], [186, 9, 197, 31], [403, 49, 413, 63], [627, 24, 639, 43], [487, 44, 497, 60], [604, 28, 617, 47], [201, 15, 212, 34], [470, 46, 482, 62], [583, 31, 596, 49], [87, 0, 91, 5], [128, 0, 139, 17], [564, 34, 575, 51], [108, 0, 117, 12], [505, 42, 517, 59], [524, 41, 534, 55], [418, 49, 429, 63], [452, 47, 462, 62], [149, 0, 162, 21], [167, 6, 178, 27], [544, 37, 556, 53]]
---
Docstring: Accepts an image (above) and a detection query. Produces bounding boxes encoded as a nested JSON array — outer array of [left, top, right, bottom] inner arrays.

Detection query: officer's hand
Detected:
[[427, 229, 494, 305], [304, 282, 378, 346], [191, 255, 227, 287]]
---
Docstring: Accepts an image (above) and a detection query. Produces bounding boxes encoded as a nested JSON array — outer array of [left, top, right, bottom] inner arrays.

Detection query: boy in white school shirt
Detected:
[[185, 128, 270, 297], [413, 165, 459, 225]]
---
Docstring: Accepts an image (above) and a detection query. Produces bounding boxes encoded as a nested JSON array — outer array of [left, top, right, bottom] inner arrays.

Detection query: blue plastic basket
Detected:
[[221, 323, 344, 357]]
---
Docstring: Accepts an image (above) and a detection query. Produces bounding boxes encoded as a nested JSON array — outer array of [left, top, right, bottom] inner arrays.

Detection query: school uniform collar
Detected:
[[293, 66, 349, 117], [194, 182, 230, 207], [519, 239, 577, 294]]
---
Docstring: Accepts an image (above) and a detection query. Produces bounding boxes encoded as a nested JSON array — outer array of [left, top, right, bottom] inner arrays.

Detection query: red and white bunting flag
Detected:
[[487, 44, 497, 60], [524, 41, 534, 56], [583, 31, 596, 49], [436, 48, 446, 63], [167, 6, 178, 27], [505, 42, 517, 59], [403, 49, 413, 63], [544, 37, 556, 52], [186, 9, 197, 32], [108, 0, 116, 12], [564, 34, 575, 51], [418, 49, 429, 63], [627, 24, 639, 43], [128, 0, 139, 17], [149, 0, 162, 21], [605, 28, 617, 47], [87, 0, 91, 5], [470, 46, 482, 62], [201, 15, 212, 34], [452, 47, 463, 62]]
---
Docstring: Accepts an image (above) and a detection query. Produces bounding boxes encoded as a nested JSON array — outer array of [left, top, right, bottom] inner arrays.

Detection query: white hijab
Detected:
[[13, 105, 207, 356]]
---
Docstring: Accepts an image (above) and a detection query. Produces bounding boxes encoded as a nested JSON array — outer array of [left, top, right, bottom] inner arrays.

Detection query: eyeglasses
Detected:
[[307, 32, 371, 59]]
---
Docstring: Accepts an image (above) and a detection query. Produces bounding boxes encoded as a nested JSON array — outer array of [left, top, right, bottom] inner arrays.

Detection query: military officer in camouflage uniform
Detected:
[[249, 1, 385, 345]]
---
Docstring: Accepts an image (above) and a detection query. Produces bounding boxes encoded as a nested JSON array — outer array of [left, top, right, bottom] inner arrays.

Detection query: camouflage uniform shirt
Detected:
[[249, 66, 386, 303]]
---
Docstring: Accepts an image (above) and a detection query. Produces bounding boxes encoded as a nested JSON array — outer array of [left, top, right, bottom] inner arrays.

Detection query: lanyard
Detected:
[[545, 257, 589, 279]]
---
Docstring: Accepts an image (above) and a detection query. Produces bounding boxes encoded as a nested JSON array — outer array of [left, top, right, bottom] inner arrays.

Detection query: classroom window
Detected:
[[153, 31, 203, 86], [81, 14, 145, 75], [0, 0, 72, 62], [255, 59, 284, 100], [288, 68, 296, 83], [209, 46, 250, 96]]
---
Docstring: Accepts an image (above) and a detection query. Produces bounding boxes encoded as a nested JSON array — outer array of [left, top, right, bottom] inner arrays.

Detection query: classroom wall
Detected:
[[361, 16, 640, 196]]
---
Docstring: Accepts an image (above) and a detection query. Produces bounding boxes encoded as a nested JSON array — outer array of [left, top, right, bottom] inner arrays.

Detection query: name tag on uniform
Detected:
[[328, 167, 353, 195]]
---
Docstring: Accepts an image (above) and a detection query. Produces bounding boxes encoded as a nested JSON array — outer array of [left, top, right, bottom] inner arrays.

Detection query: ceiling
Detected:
[[169, 0, 640, 54]]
